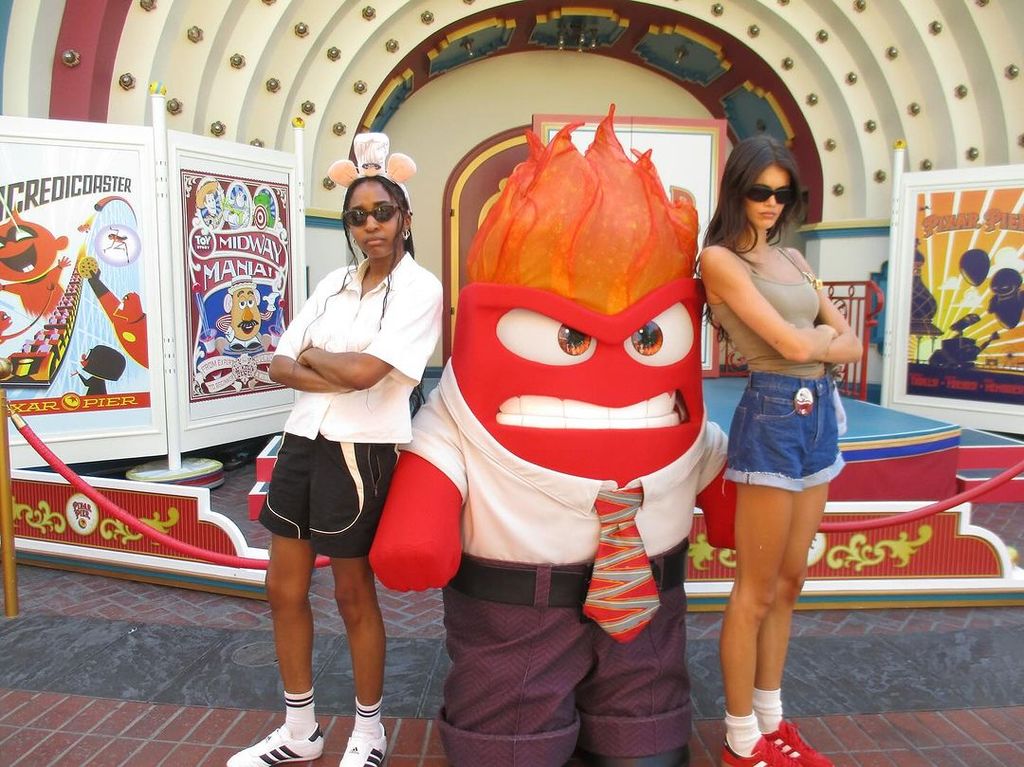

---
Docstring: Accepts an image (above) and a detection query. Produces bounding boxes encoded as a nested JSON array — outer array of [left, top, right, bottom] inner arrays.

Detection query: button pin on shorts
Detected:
[[794, 387, 814, 415]]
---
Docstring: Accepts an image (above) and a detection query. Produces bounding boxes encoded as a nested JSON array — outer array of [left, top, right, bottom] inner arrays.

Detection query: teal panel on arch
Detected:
[[722, 84, 792, 144], [633, 28, 729, 86], [428, 23, 515, 77]]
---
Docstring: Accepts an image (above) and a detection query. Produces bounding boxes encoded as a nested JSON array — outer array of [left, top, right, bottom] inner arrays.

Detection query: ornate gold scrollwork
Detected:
[[99, 507, 180, 546], [826, 526, 933, 572], [100, 519, 142, 543], [689, 533, 737, 570], [15, 500, 65, 534]]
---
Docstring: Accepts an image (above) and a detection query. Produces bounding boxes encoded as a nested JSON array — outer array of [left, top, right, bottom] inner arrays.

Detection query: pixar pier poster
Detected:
[[180, 170, 291, 405], [0, 145, 155, 436], [906, 186, 1024, 406]]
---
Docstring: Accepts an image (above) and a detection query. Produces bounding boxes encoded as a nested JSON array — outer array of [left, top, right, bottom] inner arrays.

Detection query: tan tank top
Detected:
[[708, 249, 825, 378]]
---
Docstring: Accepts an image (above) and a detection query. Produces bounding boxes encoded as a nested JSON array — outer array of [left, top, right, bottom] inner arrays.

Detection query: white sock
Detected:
[[753, 687, 784, 734], [353, 696, 383, 738], [284, 688, 317, 739], [725, 711, 762, 757]]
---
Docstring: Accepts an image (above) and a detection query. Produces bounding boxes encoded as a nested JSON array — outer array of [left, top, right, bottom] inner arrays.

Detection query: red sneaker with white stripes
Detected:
[[721, 735, 795, 766], [764, 720, 834, 767]]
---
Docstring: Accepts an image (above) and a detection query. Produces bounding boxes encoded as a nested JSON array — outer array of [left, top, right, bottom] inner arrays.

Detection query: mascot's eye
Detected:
[[558, 326, 592, 356], [623, 303, 693, 367], [495, 308, 597, 366], [631, 323, 663, 356]]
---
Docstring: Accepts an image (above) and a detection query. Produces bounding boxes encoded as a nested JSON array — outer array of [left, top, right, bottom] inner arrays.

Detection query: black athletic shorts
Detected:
[[259, 433, 399, 558]]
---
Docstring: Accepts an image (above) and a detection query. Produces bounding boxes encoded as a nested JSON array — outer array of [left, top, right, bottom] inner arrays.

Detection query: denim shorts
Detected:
[[724, 371, 844, 492]]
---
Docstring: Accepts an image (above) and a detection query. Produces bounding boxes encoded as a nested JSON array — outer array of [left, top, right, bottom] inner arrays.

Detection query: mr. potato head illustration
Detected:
[[370, 110, 733, 767], [215, 276, 272, 354]]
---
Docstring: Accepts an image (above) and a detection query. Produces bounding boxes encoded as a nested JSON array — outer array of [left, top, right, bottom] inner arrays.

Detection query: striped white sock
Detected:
[[353, 696, 383, 738], [284, 688, 317, 739]]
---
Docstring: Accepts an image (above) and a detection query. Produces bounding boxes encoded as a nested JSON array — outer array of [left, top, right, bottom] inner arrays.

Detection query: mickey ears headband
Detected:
[[327, 132, 416, 207]]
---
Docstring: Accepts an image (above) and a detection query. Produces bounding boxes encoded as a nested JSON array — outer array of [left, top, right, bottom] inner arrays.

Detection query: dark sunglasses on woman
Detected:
[[342, 202, 399, 227], [745, 185, 796, 205]]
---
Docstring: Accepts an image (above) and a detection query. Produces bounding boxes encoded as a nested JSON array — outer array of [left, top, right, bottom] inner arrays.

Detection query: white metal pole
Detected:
[[291, 118, 308, 301], [880, 139, 908, 407], [149, 83, 182, 472]]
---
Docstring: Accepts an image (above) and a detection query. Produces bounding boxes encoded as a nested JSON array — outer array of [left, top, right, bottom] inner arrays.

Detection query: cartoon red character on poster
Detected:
[[371, 109, 733, 766], [0, 209, 70, 321]]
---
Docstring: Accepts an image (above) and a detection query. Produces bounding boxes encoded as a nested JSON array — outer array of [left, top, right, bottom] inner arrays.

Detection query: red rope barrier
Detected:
[[820, 455, 1024, 532], [11, 405, 1024, 555], [12, 413, 331, 570]]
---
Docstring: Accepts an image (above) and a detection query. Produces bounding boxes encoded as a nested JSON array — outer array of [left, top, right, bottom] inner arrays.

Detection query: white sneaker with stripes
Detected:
[[338, 724, 387, 767], [226, 724, 324, 766]]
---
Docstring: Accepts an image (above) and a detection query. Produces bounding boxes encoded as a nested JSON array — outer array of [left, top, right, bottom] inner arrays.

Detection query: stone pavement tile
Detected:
[[848, 753, 903, 766], [218, 708, 277, 749], [61, 699, 109, 734], [142, 704, 208, 743], [117, 702, 180, 740], [974, 706, 1024, 741], [25, 695, 87, 732], [158, 628, 340, 710], [51, 732, 116, 765], [913, 711, 974, 746], [88, 699, 151, 736], [314, 637, 445, 718], [188, 707, 245, 746], [199, 744, 247, 767], [854, 713, 917, 750], [788, 716, 844, 754], [162, 741, 214, 765], [944, 708, 1012, 744], [5, 691, 67, 728], [931, 743, 1004, 766], [986, 743, 1024, 763], [820, 714, 876, 752], [81, 735, 144, 766], [127, 738, 178, 765], [8, 729, 81, 766], [883, 711, 945, 749], [389, 716, 432, 758]]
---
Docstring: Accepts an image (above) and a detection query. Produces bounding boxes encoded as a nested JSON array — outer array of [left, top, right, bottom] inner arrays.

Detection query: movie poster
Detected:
[[180, 170, 291, 404], [905, 185, 1024, 406], [0, 142, 155, 434]]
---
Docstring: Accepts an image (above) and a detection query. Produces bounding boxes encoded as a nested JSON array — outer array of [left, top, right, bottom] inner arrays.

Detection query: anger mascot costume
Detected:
[[370, 111, 734, 767]]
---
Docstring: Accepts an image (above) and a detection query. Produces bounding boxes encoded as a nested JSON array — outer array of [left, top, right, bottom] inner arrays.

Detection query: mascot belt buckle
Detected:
[[794, 387, 814, 415]]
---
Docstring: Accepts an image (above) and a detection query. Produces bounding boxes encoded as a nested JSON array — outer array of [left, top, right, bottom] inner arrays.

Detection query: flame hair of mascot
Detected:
[[370, 108, 734, 767]]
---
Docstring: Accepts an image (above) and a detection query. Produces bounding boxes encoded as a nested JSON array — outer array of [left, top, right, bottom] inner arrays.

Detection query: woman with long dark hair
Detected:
[[229, 133, 442, 767], [699, 135, 861, 767]]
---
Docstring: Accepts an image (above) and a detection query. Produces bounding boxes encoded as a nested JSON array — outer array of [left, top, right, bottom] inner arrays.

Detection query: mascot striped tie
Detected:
[[583, 487, 659, 642]]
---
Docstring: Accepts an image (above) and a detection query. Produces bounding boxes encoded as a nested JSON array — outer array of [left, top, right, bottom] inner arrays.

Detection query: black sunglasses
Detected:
[[745, 185, 796, 205], [342, 202, 399, 228]]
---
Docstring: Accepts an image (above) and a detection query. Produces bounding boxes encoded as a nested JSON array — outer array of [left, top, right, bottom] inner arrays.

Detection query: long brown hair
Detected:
[[702, 135, 805, 258]]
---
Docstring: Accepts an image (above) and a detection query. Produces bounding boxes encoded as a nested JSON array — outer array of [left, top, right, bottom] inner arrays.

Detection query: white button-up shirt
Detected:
[[276, 253, 442, 444], [405, 364, 727, 564]]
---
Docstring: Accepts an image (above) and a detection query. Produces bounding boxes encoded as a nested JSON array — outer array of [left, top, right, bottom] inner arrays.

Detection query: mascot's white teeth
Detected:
[[496, 391, 688, 429]]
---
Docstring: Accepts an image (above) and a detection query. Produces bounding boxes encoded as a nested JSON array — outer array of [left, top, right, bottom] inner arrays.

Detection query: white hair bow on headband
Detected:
[[327, 133, 416, 202]]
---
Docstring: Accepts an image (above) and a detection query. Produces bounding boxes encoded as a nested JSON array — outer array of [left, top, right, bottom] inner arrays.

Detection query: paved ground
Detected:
[[1, 454, 1023, 766]]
